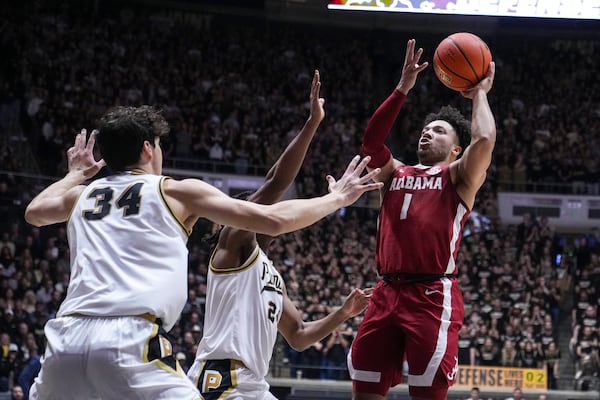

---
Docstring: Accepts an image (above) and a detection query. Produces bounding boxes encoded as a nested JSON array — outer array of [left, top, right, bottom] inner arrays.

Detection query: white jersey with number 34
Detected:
[[58, 173, 189, 331]]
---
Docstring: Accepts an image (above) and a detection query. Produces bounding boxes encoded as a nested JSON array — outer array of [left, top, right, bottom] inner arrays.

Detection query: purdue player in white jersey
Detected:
[[24, 102, 382, 399], [188, 71, 373, 400]]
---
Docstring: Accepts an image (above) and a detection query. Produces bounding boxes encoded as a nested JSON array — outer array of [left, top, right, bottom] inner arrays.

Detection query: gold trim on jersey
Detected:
[[158, 176, 191, 237], [152, 356, 186, 377], [229, 359, 240, 388], [193, 360, 206, 388], [142, 323, 159, 363], [209, 244, 261, 274], [65, 312, 157, 322]]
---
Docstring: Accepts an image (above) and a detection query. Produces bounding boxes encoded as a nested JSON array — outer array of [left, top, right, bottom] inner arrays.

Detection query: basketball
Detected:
[[433, 32, 492, 92]]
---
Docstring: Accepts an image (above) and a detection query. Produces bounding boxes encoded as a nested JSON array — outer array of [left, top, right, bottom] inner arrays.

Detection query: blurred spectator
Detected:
[[10, 385, 24, 400], [477, 337, 501, 366], [0, 343, 22, 392], [321, 327, 350, 380], [458, 325, 477, 365], [504, 387, 526, 400], [518, 340, 543, 368], [500, 339, 519, 367], [465, 386, 481, 400], [17, 355, 40, 400], [543, 341, 560, 390], [574, 325, 599, 379]]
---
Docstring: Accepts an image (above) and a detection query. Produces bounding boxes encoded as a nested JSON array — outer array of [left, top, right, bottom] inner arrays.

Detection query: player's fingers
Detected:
[[415, 61, 429, 73], [311, 70, 319, 96], [488, 61, 496, 79], [359, 167, 381, 183], [360, 182, 384, 194], [350, 156, 373, 177], [326, 175, 335, 191], [86, 129, 98, 151], [363, 288, 374, 295], [404, 39, 415, 64], [415, 47, 424, 62], [343, 155, 362, 176], [75, 129, 85, 149], [314, 82, 322, 100]]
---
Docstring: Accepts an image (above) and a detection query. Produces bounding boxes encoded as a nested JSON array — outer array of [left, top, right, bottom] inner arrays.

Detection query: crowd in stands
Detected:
[[570, 234, 600, 389], [1, 1, 600, 397]]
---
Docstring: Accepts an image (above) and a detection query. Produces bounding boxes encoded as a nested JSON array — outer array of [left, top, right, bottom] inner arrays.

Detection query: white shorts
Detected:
[[187, 358, 277, 400], [30, 315, 202, 400]]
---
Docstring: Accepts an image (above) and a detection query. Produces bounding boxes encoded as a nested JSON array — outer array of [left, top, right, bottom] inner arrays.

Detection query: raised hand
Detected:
[[326, 155, 383, 206], [309, 69, 325, 123], [67, 129, 106, 178], [396, 38, 429, 95], [340, 287, 374, 318]]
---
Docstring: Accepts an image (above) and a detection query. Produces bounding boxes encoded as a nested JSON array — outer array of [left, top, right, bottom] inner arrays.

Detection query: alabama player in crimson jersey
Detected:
[[348, 39, 496, 400]]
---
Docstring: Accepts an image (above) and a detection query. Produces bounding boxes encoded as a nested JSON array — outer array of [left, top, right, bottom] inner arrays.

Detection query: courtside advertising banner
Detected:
[[453, 365, 548, 390]]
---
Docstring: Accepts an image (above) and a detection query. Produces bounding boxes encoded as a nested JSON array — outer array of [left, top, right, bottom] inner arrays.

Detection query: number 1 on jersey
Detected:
[[399, 193, 412, 220]]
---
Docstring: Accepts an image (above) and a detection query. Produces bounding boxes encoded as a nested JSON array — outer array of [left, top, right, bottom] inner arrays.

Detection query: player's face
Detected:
[[416, 119, 459, 165]]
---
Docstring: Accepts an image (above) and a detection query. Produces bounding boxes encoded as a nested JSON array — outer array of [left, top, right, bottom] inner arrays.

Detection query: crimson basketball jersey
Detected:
[[377, 164, 470, 275]]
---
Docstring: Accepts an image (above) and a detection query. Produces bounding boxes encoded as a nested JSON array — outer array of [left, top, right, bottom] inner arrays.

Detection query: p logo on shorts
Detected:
[[203, 370, 222, 391], [196, 359, 237, 400]]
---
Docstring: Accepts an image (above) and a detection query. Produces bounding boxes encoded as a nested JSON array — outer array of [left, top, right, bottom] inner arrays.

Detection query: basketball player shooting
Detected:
[[347, 38, 496, 400]]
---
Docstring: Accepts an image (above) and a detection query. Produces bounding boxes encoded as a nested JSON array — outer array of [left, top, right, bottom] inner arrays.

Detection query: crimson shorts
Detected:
[[348, 276, 464, 400]]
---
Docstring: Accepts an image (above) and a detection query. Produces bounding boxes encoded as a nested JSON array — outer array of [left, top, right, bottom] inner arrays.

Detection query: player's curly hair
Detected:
[[96, 105, 170, 172], [423, 105, 471, 155]]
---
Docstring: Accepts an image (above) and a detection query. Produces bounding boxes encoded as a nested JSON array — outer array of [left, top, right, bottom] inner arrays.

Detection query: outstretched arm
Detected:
[[164, 155, 382, 236], [251, 70, 325, 205], [453, 62, 497, 208], [25, 129, 106, 226], [217, 70, 325, 264], [278, 287, 373, 351], [362, 39, 428, 183]]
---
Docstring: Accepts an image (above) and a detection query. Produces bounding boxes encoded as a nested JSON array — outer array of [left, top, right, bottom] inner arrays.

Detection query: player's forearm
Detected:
[[33, 171, 86, 201], [288, 308, 350, 351], [259, 193, 345, 236], [469, 90, 496, 144], [362, 90, 406, 168], [25, 172, 85, 226], [263, 116, 320, 191]]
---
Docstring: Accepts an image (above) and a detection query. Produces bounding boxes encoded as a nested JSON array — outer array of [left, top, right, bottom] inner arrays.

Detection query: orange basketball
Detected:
[[433, 32, 492, 92]]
